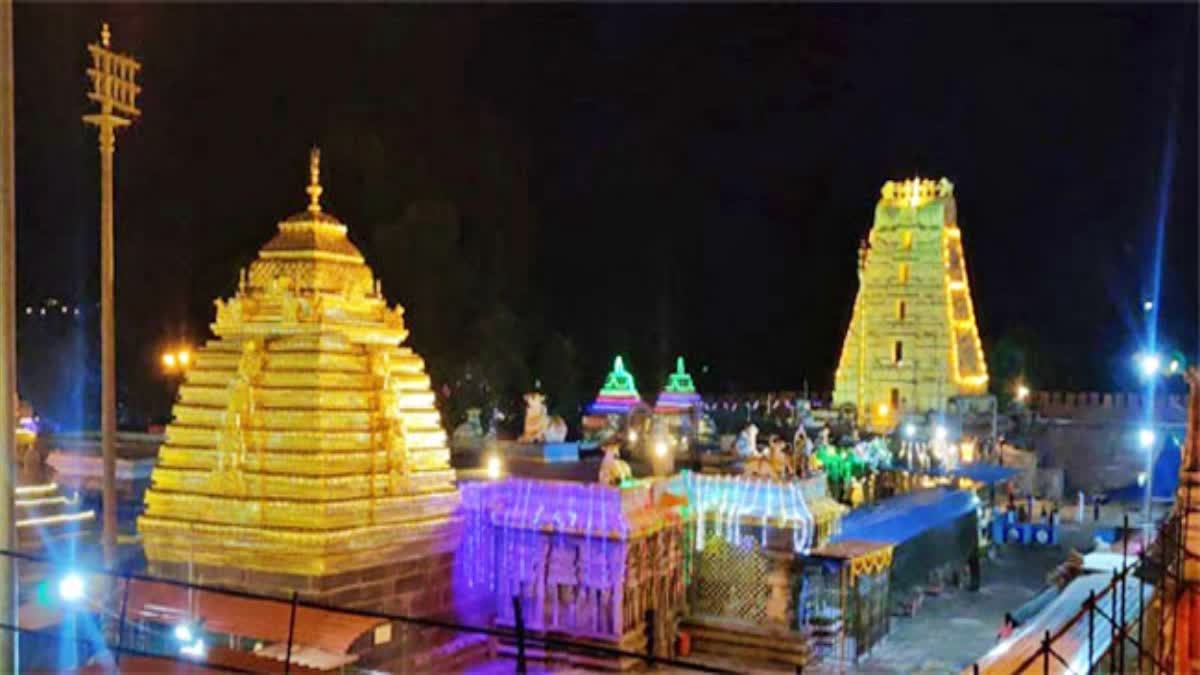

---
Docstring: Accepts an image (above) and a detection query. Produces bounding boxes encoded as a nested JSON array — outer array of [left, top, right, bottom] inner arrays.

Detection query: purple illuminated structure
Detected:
[[457, 478, 686, 664]]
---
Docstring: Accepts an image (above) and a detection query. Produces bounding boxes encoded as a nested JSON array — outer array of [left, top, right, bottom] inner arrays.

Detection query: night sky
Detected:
[[10, 4, 1199, 427]]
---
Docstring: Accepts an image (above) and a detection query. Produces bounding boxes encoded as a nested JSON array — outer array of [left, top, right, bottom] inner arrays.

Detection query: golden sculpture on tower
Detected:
[[139, 149, 458, 578], [834, 177, 988, 429]]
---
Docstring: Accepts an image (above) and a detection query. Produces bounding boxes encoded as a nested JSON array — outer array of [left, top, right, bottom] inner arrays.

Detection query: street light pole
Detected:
[[0, 0, 18, 669], [83, 23, 141, 569]]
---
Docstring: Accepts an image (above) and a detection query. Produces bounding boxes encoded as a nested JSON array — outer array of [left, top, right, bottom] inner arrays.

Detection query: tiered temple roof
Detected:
[[654, 356, 702, 414], [587, 356, 643, 415], [139, 150, 457, 576]]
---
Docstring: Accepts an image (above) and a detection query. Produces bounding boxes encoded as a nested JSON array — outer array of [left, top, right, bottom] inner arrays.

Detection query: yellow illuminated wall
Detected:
[[834, 177, 988, 427]]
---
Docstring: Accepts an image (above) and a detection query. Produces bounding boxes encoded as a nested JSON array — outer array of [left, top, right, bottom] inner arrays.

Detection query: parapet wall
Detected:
[[1029, 391, 1185, 494], [1032, 391, 1186, 424]]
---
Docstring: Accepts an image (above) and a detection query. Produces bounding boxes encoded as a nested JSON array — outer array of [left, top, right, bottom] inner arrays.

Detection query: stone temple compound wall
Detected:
[[834, 177, 988, 429], [1028, 390, 1186, 493]]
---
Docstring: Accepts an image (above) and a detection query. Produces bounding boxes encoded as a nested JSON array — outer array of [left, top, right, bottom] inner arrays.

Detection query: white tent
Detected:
[[971, 572, 1150, 674]]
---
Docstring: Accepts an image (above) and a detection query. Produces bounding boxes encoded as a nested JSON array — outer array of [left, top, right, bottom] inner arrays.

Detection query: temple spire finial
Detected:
[[101, 22, 111, 48], [306, 147, 323, 214]]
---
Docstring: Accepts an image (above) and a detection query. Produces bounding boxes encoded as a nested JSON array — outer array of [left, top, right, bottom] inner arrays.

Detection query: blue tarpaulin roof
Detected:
[[831, 487, 979, 546], [946, 463, 1021, 485]]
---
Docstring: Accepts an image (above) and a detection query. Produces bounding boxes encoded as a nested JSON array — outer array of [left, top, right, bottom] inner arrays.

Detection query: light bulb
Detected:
[[58, 573, 85, 603]]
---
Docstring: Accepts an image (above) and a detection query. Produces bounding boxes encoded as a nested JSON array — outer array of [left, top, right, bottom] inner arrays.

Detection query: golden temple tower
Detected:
[[833, 177, 987, 429], [140, 150, 477, 668]]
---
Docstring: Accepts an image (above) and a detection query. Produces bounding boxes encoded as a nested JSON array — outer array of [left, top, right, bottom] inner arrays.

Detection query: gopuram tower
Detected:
[[833, 177, 988, 429], [140, 150, 476, 668]]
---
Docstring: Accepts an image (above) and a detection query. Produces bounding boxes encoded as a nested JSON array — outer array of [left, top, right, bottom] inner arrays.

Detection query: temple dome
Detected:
[[139, 149, 457, 577]]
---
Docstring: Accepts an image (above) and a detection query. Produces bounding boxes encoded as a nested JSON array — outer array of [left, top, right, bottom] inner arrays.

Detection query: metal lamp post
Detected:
[[0, 0, 17, 669], [83, 23, 141, 569]]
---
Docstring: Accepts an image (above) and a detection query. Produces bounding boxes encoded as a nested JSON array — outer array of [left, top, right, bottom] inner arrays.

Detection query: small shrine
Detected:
[[588, 356, 644, 415], [138, 150, 483, 671], [654, 357, 702, 414], [459, 478, 687, 669], [671, 471, 847, 669], [582, 356, 650, 450]]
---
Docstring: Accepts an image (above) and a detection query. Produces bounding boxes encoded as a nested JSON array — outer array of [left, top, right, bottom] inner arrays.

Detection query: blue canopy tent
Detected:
[[830, 487, 981, 593], [832, 487, 979, 546], [947, 463, 1021, 486], [1104, 432, 1181, 503]]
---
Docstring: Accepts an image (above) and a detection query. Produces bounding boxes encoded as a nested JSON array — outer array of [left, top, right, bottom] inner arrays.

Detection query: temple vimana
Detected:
[[834, 177, 988, 428], [128, 161, 994, 671], [139, 150, 482, 669]]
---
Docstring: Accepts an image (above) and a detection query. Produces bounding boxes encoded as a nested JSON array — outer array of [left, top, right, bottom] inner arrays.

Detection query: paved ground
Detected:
[[682, 546, 1064, 675], [852, 545, 1065, 674]]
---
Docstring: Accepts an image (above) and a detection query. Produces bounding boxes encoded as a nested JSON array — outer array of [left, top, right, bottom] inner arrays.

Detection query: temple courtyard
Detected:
[[678, 547, 1061, 674]]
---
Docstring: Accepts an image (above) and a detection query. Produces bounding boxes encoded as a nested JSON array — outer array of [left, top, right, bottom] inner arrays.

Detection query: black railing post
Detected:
[[1119, 562, 1127, 670], [1138, 552, 1145, 666], [973, 663, 980, 675], [512, 596, 527, 675], [114, 572, 131, 667], [645, 608, 656, 666], [1122, 513, 1129, 564], [1042, 630, 1050, 674], [284, 590, 298, 675], [1110, 570, 1119, 673], [1087, 590, 1095, 674]]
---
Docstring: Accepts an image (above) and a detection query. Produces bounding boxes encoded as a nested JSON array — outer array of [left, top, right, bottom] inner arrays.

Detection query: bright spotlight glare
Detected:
[[1143, 300, 1154, 313], [1169, 359, 1180, 374], [177, 350, 190, 367], [485, 455, 502, 480], [903, 424, 916, 439], [57, 573, 85, 603], [627, 430, 638, 443], [934, 426, 948, 441], [1136, 353, 1162, 378], [161, 353, 176, 368], [1016, 385, 1030, 401], [174, 624, 194, 643], [654, 441, 668, 458], [1138, 428, 1156, 449], [180, 639, 207, 659], [877, 403, 889, 416]]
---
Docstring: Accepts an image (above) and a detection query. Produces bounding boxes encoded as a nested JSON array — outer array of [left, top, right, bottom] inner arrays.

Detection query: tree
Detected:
[[536, 332, 583, 429]]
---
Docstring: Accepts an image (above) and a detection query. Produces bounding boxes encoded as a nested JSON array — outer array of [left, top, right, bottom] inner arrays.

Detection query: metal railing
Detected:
[[0, 547, 733, 674], [972, 492, 1197, 674]]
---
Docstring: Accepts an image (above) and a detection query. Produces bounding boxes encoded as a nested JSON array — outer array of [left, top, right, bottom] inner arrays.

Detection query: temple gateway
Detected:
[[834, 177, 988, 429]]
